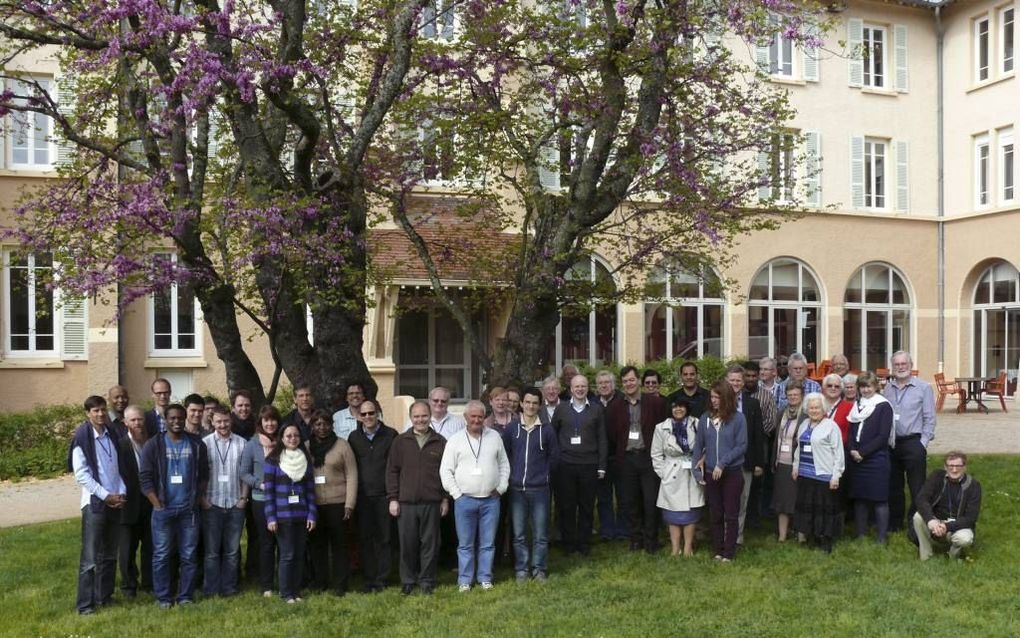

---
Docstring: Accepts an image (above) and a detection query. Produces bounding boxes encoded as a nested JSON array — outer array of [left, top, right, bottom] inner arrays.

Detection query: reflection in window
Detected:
[[748, 258, 821, 361], [149, 254, 200, 356], [843, 264, 911, 371], [972, 262, 1020, 394], [644, 263, 724, 360], [395, 302, 475, 400], [3, 251, 55, 354], [543, 256, 617, 372]]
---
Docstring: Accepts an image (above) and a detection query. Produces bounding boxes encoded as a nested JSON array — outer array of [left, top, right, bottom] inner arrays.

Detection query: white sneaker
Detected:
[[480, 582, 494, 590], [458, 584, 471, 593], [262, 591, 273, 598]]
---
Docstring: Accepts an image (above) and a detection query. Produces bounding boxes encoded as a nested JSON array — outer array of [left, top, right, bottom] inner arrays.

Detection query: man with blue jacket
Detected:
[[139, 403, 209, 609], [504, 388, 560, 582]]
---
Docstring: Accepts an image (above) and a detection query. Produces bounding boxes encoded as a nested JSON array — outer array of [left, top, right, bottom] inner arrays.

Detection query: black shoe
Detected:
[[121, 590, 137, 599], [629, 541, 642, 552], [421, 585, 435, 595], [78, 608, 96, 616], [578, 546, 591, 556], [400, 584, 414, 596]]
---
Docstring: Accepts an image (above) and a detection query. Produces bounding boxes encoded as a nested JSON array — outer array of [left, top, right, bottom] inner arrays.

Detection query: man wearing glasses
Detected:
[[428, 386, 466, 438], [145, 378, 173, 436], [912, 452, 981, 560], [332, 383, 367, 440]]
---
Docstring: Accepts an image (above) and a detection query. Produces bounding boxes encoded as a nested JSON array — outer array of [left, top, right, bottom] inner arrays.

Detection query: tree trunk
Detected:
[[489, 283, 562, 386], [194, 281, 267, 407]]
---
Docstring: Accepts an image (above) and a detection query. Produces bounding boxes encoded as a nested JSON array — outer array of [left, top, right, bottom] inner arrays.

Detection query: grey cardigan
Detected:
[[793, 418, 845, 481]]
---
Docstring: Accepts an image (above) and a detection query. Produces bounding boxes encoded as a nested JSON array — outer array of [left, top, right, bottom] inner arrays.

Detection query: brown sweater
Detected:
[[385, 428, 447, 504], [311, 438, 358, 509]]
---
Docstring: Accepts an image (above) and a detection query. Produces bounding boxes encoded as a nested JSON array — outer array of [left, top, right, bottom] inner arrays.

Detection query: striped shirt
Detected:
[[202, 432, 246, 508], [263, 456, 318, 524]]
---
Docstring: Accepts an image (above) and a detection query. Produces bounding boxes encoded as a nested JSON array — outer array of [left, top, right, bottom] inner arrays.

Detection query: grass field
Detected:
[[2, 455, 1018, 637]]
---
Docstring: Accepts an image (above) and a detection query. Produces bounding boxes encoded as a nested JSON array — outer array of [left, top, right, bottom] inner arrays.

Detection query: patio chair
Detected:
[[983, 371, 1009, 412], [934, 372, 966, 413]]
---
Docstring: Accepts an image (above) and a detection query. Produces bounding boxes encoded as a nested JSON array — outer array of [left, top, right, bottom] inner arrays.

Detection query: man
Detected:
[[201, 396, 221, 433], [229, 390, 255, 440], [743, 361, 778, 436], [386, 400, 449, 595], [830, 353, 851, 378], [183, 394, 206, 436], [884, 350, 937, 531], [757, 357, 784, 519], [440, 401, 510, 591], [483, 386, 514, 432], [107, 385, 130, 438], [551, 375, 608, 556], [333, 383, 366, 440], [145, 378, 173, 436], [118, 405, 153, 599], [505, 387, 522, 415], [429, 386, 466, 439], [759, 357, 787, 413], [594, 370, 627, 541], [725, 365, 766, 545], [912, 452, 981, 561], [641, 369, 662, 395], [283, 384, 316, 441], [139, 404, 209, 609], [608, 366, 668, 553], [200, 406, 247, 597], [348, 400, 398, 592], [502, 388, 559, 582], [558, 364, 581, 400], [540, 376, 561, 425], [70, 396, 126, 615], [666, 362, 710, 419], [776, 355, 790, 382], [784, 353, 821, 395]]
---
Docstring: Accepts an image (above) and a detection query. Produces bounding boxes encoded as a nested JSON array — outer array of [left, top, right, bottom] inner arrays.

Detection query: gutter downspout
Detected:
[[936, 5, 946, 374]]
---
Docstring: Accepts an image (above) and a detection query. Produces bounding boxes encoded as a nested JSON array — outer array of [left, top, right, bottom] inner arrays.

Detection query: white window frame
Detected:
[[976, 15, 991, 82], [975, 133, 991, 208], [395, 305, 473, 401], [772, 131, 797, 203], [768, 30, 796, 78], [1001, 6, 1015, 74], [643, 264, 725, 360], [551, 256, 618, 370], [2, 250, 58, 357], [6, 77, 57, 171], [1000, 128, 1015, 204], [747, 258, 823, 360], [864, 138, 887, 209], [862, 24, 887, 89], [843, 263, 914, 372], [147, 253, 202, 357], [422, 0, 457, 41]]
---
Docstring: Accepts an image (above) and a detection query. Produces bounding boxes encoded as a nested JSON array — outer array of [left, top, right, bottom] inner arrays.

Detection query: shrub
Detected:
[[0, 404, 83, 481], [579, 355, 746, 395]]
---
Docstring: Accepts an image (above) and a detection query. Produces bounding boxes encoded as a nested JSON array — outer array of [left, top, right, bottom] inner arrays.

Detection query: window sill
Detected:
[[967, 73, 1014, 93], [0, 358, 66, 369], [144, 357, 208, 369], [860, 87, 899, 97], [0, 167, 59, 178], [770, 76, 806, 87]]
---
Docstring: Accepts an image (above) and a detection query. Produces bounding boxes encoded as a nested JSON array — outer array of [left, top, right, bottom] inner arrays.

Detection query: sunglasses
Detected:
[[360, 411, 377, 417]]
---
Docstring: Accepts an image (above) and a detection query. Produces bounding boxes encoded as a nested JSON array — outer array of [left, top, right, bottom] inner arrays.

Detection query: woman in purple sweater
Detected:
[[264, 423, 317, 603]]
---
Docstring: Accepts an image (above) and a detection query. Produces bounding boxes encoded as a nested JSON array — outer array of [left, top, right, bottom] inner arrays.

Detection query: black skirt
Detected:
[[795, 478, 841, 539]]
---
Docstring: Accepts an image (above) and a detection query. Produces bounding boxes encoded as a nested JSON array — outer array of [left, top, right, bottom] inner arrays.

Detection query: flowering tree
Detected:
[[0, 0, 435, 404], [385, 0, 829, 384]]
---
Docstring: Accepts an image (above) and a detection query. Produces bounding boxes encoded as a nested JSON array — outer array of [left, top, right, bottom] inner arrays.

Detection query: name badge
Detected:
[[802, 445, 812, 453], [170, 475, 183, 484], [570, 436, 582, 445], [470, 467, 483, 476], [628, 430, 640, 440], [288, 494, 300, 504], [893, 413, 901, 422], [680, 459, 692, 470], [315, 475, 326, 485], [217, 474, 229, 483], [781, 444, 791, 453]]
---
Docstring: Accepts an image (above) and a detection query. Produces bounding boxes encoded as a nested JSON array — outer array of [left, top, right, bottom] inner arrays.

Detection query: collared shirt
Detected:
[[761, 380, 787, 413], [786, 377, 822, 396], [73, 427, 126, 510], [570, 398, 589, 413], [884, 376, 937, 446], [626, 395, 643, 452], [203, 432, 246, 508], [364, 426, 378, 442], [544, 402, 559, 421], [752, 386, 779, 434], [431, 412, 466, 439], [332, 407, 359, 440]]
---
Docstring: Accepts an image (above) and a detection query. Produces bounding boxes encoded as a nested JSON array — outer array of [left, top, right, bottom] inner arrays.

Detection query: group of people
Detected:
[[71, 351, 982, 614]]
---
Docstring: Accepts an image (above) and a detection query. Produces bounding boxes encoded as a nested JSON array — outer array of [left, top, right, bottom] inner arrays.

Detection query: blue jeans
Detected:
[[510, 488, 550, 576], [454, 495, 500, 585], [151, 507, 200, 604], [276, 519, 308, 600], [201, 505, 245, 596]]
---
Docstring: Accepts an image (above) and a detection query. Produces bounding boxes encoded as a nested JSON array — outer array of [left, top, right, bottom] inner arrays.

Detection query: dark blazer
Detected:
[[849, 402, 894, 460], [739, 391, 767, 471], [606, 393, 668, 464], [666, 386, 710, 419], [143, 409, 162, 438], [348, 423, 399, 497], [117, 436, 152, 524], [916, 470, 982, 533]]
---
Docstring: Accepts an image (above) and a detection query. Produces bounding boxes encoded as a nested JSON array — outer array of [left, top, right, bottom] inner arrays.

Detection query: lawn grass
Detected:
[[2, 455, 1018, 637]]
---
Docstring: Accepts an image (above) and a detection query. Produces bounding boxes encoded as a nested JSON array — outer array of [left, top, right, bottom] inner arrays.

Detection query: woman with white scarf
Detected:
[[846, 371, 894, 543], [264, 423, 317, 603]]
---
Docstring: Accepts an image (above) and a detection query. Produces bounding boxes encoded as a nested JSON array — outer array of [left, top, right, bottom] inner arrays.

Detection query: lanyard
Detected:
[[783, 417, 798, 442], [572, 405, 585, 436], [673, 419, 691, 454], [215, 437, 232, 467], [827, 403, 838, 419], [96, 433, 113, 462], [466, 430, 483, 463], [167, 436, 186, 473]]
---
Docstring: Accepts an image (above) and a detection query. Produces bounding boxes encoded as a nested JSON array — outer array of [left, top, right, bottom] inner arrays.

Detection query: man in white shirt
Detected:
[[200, 406, 248, 597], [332, 383, 366, 440], [428, 386, 466, 439]]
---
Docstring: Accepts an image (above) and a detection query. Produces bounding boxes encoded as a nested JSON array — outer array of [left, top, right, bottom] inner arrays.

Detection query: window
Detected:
[[976, 16, 990, 81], [972, 261, 1020, 395], [419, 121, 457, 185], [149, 254, 201, 356], [843, 264, 912, 372], [864, 138, 886, 209], [975, 134, 990, 208], [396, 304, 474, 400], [2, 251, 55, 355], [1002, 6, 1015, 74], [1001, 129, 1015, 203], [543, 257, 617, 371], [862, 25, 886, 88], [748, 258, 822, 362], [422, 0, 456, 40], [7, 78, 55, 169], [768, 31, 795, 77], [771, 132, 796, 202], [644, 263, 724, 360], [560, 0, 587, 27]]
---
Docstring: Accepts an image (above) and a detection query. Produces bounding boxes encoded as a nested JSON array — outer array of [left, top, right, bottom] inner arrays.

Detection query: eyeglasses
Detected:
[[643, 381, 659, 386], [945, 463, 965, 469], [360, 411, 377, 417], [430, 398, 448, 404], [824, 384, 842, 389]]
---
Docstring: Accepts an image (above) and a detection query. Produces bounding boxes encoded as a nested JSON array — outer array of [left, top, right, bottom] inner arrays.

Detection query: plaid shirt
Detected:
[[203, 432, 246, 508]]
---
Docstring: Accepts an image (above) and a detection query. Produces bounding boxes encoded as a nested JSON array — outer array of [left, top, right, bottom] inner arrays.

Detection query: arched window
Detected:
[[843, 263, 912, 372], [748, 258, 822, 362], [644, 263, 724, 360], [972, 261, 1020, 392], [544, 256, 617, 370]]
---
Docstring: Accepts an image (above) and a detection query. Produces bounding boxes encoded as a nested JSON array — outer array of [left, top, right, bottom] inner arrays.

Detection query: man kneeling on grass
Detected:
[[912, 451, 982, 561]]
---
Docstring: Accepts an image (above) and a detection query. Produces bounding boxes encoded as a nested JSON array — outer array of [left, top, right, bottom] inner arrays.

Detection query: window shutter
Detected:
[[850, 135, 865, 208], [894, 24, 909, 93], [758, 150, 771, 202], [60, 293, 89, 360], [55, 73, 77, 166], [539, 129, 561, 190], [0, 107, 5, 169], [895, 140, 909, 212], [804, 130, 822, 207], [803, 24, 821, 82], [848, 18, 864, 88], [755, 43, 770, 73]]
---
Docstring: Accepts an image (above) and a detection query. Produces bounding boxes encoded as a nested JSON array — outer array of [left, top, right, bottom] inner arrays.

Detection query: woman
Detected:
[[842, 373, 858, 402], [240, 404, 281, 597], [307, 410, 358, 596], [792, 393, 845, 553], [772, 380, 807, 542], [822, 373, 853, 445], [264, 423, 317, 603], [650, 398, 705, 557], [691, 381, 747, 562], [846, 371, 893, 543]]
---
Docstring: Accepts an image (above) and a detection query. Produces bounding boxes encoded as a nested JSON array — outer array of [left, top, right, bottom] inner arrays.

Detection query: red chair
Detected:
[[934, 372, 966, 413], [983, 372, 1009, 412]]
